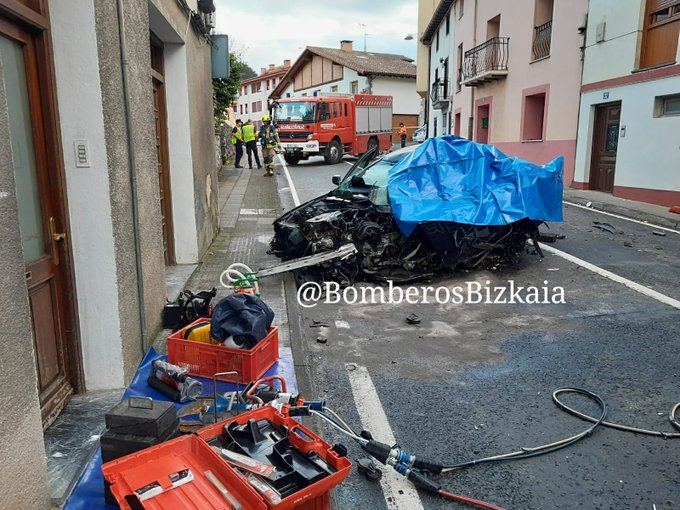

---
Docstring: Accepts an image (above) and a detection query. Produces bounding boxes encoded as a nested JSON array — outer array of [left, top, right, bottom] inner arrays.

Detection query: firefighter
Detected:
[[242, 119, 262, 169], [399, 122, 407, 148], [231, 119, 244, 168], [259, 114, 280, 176]]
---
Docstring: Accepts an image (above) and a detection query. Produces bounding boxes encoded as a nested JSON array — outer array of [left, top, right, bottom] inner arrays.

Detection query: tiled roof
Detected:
[[306, 46, 416, 78]]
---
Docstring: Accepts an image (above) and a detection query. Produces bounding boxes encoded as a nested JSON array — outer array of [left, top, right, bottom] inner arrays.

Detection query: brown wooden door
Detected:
[[151, 35, 175, 266], [590, 102, 621, 193], [1, 17, 76, 426]]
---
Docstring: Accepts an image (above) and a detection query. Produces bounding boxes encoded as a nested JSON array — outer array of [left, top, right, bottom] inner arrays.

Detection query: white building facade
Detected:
[[237, 61, 290, 130], [573, 0, 680, 206]]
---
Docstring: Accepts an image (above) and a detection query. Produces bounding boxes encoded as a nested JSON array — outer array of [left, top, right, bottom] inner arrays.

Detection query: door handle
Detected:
[[49, 217, 66, 266]]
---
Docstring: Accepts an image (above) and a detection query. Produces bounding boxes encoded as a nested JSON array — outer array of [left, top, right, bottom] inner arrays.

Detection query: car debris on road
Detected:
[[270, 136, 564, 285]]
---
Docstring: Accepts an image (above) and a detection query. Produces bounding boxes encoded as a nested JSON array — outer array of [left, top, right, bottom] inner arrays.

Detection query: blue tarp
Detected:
[[387, 135, 564, 236], [64, 346, 297, 510]]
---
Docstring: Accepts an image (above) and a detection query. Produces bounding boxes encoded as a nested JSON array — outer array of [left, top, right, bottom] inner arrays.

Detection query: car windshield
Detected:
[[333, 149, 412, 206], [274, 101, 316, 123]]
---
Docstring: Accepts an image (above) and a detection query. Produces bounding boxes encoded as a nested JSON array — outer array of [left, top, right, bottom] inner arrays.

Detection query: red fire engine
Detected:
[[272, 94, 393, 165]]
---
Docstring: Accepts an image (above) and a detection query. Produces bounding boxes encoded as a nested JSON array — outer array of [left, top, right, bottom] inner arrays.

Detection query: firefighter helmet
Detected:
[[262, 114, 271, 122]]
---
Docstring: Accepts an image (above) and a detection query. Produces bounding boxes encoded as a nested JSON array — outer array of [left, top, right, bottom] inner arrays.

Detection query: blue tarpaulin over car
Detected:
[[387, 135, 564, 236]]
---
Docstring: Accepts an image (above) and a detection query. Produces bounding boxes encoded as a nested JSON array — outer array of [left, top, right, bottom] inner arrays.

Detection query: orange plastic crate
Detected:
[[102, 434, 267, 510], [197, 406, 351, 510], [167, 318, 279, 383]]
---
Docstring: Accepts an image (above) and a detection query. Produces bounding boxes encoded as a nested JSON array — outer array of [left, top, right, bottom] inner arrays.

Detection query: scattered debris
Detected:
[[310, 320, 330, 328], [592, 221, 620, 234], [652, 231, 667, 237], [316, 337, 327, 344], [405, 313, 421, 325], [624, 242, 633, 247], [356, 457, 382, 482], [547, 268, 560, 271], [669, 206, 680, 215], [586, 201, 593, 208], [537, 232, 566, 243]]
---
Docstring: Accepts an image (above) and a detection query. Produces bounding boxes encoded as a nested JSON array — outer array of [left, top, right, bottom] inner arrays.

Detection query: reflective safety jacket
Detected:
[[242, 123, 257, 143], [231, 126, 243, 145]]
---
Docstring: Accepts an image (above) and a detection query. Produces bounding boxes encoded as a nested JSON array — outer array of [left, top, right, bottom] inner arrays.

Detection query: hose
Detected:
[[220, 262, 260, 294], [553, 388, 680, 439], [438, 489, 507, 510], [442, 388, 608, 472]]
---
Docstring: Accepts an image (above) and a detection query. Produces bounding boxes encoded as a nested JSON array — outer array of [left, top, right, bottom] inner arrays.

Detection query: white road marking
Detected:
[[564, 201, 680, 235], [335, 320, 350, 329], [277, 153, 301, 207], [346, 365, 425, 510], [239, 208, 276, 216], [344, 161, 353, 166], [542, 244, 680, 310]]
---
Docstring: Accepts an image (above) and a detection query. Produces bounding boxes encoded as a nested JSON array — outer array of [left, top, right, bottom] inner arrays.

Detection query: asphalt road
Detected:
[[275, 154, 680, 510]]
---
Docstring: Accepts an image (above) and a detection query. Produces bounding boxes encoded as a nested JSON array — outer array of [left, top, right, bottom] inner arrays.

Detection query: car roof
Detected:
[[381, 144, 417, 162]]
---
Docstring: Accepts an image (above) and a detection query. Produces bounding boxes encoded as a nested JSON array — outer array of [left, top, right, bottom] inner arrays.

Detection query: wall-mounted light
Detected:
[[404, 33, 417, 41]]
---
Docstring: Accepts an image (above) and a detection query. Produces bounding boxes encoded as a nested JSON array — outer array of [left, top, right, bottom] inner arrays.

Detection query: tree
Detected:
[[213, 53, 256, 120]]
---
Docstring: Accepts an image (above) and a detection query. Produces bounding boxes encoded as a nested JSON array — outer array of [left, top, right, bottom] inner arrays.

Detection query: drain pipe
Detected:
[[468, 0, 478, 140], [116, 0, 147, 353]]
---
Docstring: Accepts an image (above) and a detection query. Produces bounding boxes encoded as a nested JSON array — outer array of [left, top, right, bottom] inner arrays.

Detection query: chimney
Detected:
[[260, 67, 266, 75], [340, 40, 353, 52], [269, 64, 275, 69], [283, 59, 291, 68]]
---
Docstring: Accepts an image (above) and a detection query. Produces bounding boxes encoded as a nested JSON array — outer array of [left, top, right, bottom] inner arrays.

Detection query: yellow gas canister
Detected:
[[181, 322, 218, 345]]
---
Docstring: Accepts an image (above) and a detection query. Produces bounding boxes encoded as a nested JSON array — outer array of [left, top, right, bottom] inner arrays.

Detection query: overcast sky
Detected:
[[214, 1, 418, 73]]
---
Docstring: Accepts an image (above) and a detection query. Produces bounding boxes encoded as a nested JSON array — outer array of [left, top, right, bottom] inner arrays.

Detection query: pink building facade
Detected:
[[419, 0, 588, 185]]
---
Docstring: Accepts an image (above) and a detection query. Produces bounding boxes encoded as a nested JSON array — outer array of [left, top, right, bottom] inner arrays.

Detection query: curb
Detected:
[[563, 193, 680, 231]]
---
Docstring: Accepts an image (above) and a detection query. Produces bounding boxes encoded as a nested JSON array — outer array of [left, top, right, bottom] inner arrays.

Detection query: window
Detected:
[[436, 30, 439, 52], [522, 92, 546, 141], [446, 10, 450, 35], [332, 103, 338, 118], [350, 81, 358, 93], [319, 103, 330, 121], [251, 83, 261, 94], [456, 44, 463, 92], [344, 104, 348, 116], [266, 80, 270, 90], [458, 0, 464, 19], [532, 0, 553, 60], [487, 14, 500, 40], [640, 0, 680, 68], [245, 103, 249, 114], [331, 85, 338, 92], [654, 93, 680, 116], [239, 105, 243, 114]]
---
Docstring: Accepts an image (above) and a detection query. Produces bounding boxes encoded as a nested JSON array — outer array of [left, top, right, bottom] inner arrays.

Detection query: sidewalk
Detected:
[[154, 164, 292, 354], [564, 188, 680, 230]]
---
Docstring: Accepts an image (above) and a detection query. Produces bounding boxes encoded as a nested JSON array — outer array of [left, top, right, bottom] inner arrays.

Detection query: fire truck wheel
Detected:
[[324, 140, 342, 165], [284, 154, 301, 166], [367, 137, 379, 154]]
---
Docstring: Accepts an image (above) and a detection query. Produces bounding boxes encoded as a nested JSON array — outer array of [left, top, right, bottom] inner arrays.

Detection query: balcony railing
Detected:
[[532, 20, 552, 61], [461, 37, 509, 87], [430, 79, 450, 110]]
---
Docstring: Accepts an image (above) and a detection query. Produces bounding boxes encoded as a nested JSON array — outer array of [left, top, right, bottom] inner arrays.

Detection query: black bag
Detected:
[[163, 288, 217, 331], [210, 294, 274, 349]]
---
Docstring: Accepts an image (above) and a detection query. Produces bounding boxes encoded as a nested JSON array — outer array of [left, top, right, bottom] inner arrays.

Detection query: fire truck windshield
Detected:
[[274, 101, 316, 123]]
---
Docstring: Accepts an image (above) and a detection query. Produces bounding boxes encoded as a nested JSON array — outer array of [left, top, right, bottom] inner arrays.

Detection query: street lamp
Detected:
[[404, 33, 417, 41]]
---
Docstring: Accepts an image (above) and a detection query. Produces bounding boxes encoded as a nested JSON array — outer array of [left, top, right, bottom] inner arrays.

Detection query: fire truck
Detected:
[[272, 94, 393, 165]]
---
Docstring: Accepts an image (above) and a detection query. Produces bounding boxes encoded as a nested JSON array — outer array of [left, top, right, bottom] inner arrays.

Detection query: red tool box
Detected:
[[167, 318, 279, 383], [103, 406, 351, 510]]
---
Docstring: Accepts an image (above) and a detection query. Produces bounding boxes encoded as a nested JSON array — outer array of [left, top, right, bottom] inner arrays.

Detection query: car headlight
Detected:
[[307, 134, 315, 140]]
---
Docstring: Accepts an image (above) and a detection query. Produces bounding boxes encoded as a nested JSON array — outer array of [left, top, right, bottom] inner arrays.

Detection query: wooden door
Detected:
[[151, 35, 175, 265], [590, 102, 620, 193], [1, 17, 77, 426]]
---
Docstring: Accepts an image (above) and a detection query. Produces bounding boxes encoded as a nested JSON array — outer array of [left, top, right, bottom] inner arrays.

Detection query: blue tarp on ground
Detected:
[[64, 346, 297, 510], [387, 135, 564, 236]]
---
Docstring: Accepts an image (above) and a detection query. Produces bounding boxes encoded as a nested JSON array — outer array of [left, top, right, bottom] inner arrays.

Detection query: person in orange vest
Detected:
[[399, 122, 408, 148]]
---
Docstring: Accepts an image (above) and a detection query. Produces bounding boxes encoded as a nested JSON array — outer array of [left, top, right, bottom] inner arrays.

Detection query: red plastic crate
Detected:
[[197, 406, 351, 510], [102, 434, 267, 510], [167, 318, 278, 383]]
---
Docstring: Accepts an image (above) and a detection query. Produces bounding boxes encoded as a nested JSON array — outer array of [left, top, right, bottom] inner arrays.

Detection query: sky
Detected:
[[213, 1, 419, 73]]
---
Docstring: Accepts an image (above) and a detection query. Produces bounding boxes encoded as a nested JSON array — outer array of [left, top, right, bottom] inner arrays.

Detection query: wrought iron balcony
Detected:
[[430, 79, 450, 110], [532, 20, 552, 61], [461, 37, 509, 87]]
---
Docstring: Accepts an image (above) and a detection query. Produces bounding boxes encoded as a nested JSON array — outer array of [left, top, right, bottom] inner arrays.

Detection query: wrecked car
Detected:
[[270, 136, 564, 284]]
